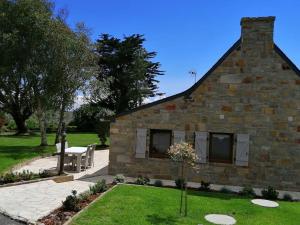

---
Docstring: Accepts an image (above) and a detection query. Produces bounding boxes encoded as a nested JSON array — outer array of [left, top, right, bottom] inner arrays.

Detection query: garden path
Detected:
[[0, 150, 111, 224]]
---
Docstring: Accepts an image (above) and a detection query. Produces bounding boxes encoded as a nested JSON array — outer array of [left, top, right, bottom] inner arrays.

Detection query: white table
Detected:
[[65, 147, 87, 172]]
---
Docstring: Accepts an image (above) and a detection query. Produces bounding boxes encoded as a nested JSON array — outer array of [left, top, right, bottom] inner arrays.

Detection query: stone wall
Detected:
[[108, 17, 300, 191]]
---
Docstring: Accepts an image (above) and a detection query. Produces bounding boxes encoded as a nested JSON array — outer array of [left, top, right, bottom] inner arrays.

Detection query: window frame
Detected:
[[209, 132, 234, 164], [149, 129, 172, 159]]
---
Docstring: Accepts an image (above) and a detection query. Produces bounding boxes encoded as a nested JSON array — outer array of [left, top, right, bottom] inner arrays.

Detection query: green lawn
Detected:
[[70, 185, 300, 225], [0, 133, 100, 174]]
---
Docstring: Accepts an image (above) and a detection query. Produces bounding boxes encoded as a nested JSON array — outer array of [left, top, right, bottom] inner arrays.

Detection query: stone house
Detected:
[[109, 17, 300, 191]]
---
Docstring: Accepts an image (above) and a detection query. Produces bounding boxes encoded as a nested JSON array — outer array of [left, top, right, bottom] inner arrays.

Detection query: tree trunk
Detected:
[[55, 103, 65, 144], [180, 162, 184, 215], [12, 113, 28, 134], [36, 101, 48, 146]]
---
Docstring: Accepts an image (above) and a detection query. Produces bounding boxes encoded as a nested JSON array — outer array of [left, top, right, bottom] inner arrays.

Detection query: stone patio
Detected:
[[0, 150, 111, 224]]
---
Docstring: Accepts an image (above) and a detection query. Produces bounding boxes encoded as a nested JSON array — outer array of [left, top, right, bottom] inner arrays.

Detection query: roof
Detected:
[[115, 39, 300, 119]]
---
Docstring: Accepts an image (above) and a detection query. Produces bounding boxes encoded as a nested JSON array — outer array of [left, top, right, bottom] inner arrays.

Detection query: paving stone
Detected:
[[251, 199, 279, 208], [205, 214, 236, 225]]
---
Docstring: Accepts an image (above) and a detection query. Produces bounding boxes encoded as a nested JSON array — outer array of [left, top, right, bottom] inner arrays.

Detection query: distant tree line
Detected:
[[0, 0, 164, 146]]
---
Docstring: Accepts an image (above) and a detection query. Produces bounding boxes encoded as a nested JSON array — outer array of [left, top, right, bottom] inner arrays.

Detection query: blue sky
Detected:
[[53, 0, 300, 98]]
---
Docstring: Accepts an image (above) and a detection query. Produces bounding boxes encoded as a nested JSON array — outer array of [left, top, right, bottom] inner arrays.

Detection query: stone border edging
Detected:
[[0, 174, 73, 188], [63, 184, 118, 225]]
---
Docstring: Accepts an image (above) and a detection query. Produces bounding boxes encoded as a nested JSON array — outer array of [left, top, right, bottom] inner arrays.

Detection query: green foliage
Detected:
[[78, 190, 92, 202], [93, 34, 164, 114], [113, 174, 125, 184], [0, 170, 40, 185], [72, 104, 113, 132], [38, 170, 52, 178], [136, 176, 150, 185], [175, 178, 186, 189], [26, 115, 39, 130], [154, 180, 163, 187], [239, 186, 255, 197], [220, 187, 233, 194], [62, 190, 81, 212], [261, 186, 279, 200], [198, 181, 211, 191], [98, 121, 110, 145], [283, 193, 293, 201], [89, 179, 107, 195]]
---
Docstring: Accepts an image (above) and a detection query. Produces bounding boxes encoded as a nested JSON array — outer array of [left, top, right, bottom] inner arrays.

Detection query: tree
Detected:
[[0, 0, 56, 134], [52, 22, 95, 144], [92, 34, 164, 114], [168, 142, 198, 216]]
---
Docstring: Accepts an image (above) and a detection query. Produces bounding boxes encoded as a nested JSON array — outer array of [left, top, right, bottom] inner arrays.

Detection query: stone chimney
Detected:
[[240, 16, 275, 56]]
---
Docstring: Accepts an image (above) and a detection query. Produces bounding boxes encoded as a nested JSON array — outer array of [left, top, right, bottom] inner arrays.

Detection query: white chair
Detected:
[[81, 145, 92, 171], [56, 142, 73, 169]]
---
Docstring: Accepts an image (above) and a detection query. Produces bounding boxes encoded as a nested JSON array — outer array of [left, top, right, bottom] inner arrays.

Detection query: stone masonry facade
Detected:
[[109, 17, 300, 191]]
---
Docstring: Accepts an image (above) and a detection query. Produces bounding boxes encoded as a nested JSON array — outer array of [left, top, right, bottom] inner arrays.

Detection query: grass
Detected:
[[70, 185, 300, 225], [0, 132, 101, 174]]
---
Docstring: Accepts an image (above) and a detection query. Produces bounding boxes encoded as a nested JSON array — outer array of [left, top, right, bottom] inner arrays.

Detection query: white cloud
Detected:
[[143, 94, 166, 104], [73, 95, 87, 109]]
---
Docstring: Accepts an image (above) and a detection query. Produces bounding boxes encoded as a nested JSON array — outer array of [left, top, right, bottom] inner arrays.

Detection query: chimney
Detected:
[[240, 16, 275, 55]]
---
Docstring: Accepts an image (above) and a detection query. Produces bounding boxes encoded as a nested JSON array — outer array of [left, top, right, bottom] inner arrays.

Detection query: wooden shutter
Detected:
[[135, 128, 147, 158], [173, 130, 185, 144], [235, 134, 250, 166], [195, 132, 208, 163]]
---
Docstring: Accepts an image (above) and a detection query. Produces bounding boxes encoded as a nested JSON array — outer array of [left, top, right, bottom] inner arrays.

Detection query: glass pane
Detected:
[[210, 134, 232, 162], [152, 132, 171, 154]]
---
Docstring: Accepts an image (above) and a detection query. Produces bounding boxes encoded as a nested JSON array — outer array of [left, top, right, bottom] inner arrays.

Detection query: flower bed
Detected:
[[38, 179, 114, 225], [0, 170, 53, 186]]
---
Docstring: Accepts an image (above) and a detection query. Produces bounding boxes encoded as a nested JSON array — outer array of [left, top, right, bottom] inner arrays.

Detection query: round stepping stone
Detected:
[[205, 214, 236, 225], [251, 199, 279, 208]]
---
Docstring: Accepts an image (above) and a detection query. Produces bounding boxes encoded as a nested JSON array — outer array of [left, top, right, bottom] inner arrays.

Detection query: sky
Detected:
[[53, 0, 300, 99]]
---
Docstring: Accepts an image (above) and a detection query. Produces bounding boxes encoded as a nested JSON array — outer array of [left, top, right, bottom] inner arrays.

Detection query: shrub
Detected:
[[261, 186, 279, 200], [199, 181, 211, 191], [154, 180, 163, 187], [220, 187, 233, 194], [113, 174, 125, 184], [175, 178, 186, 189], [136, 175, 150, 185], [19, 170, 35, 180], [38, 170, 52, 178], [62, 190, 80, 212], [239, 186, 255, 197], [78, 190, 91, 202], [89, 179, 107, 195], [283, 193, 293, 201], [0, 173, 17, 184]]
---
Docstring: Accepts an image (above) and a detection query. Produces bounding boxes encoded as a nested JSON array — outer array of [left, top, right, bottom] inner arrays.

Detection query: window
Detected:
[[209, 133, 233, 163], [149, 129, 172, 158]]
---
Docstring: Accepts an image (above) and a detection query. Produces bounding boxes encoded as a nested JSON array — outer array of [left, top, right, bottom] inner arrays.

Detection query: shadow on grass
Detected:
[[146, 214, 178, 225], [0, 146, 53, 160], [187, 189, 247, 200]]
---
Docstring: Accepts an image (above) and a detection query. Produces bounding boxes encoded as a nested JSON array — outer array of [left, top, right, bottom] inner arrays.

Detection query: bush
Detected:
[[62, 190, 80, 212], [220, 187, 233, 194], [38, 170, 52, 178], [98, 121, 110, 146], [199, 181, 211, 191], [136, 176, 150, 185], [89, 179, 107, 195], [261, 186, 279, 200], [78, 190, 92, 202], [0, 170, 38, 185], [175, 178, 186, 189], [239, 186, 255, 197], [154, 180, 163, 187], [283, 193, 293, 201], [113, 174, 125, 184]]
